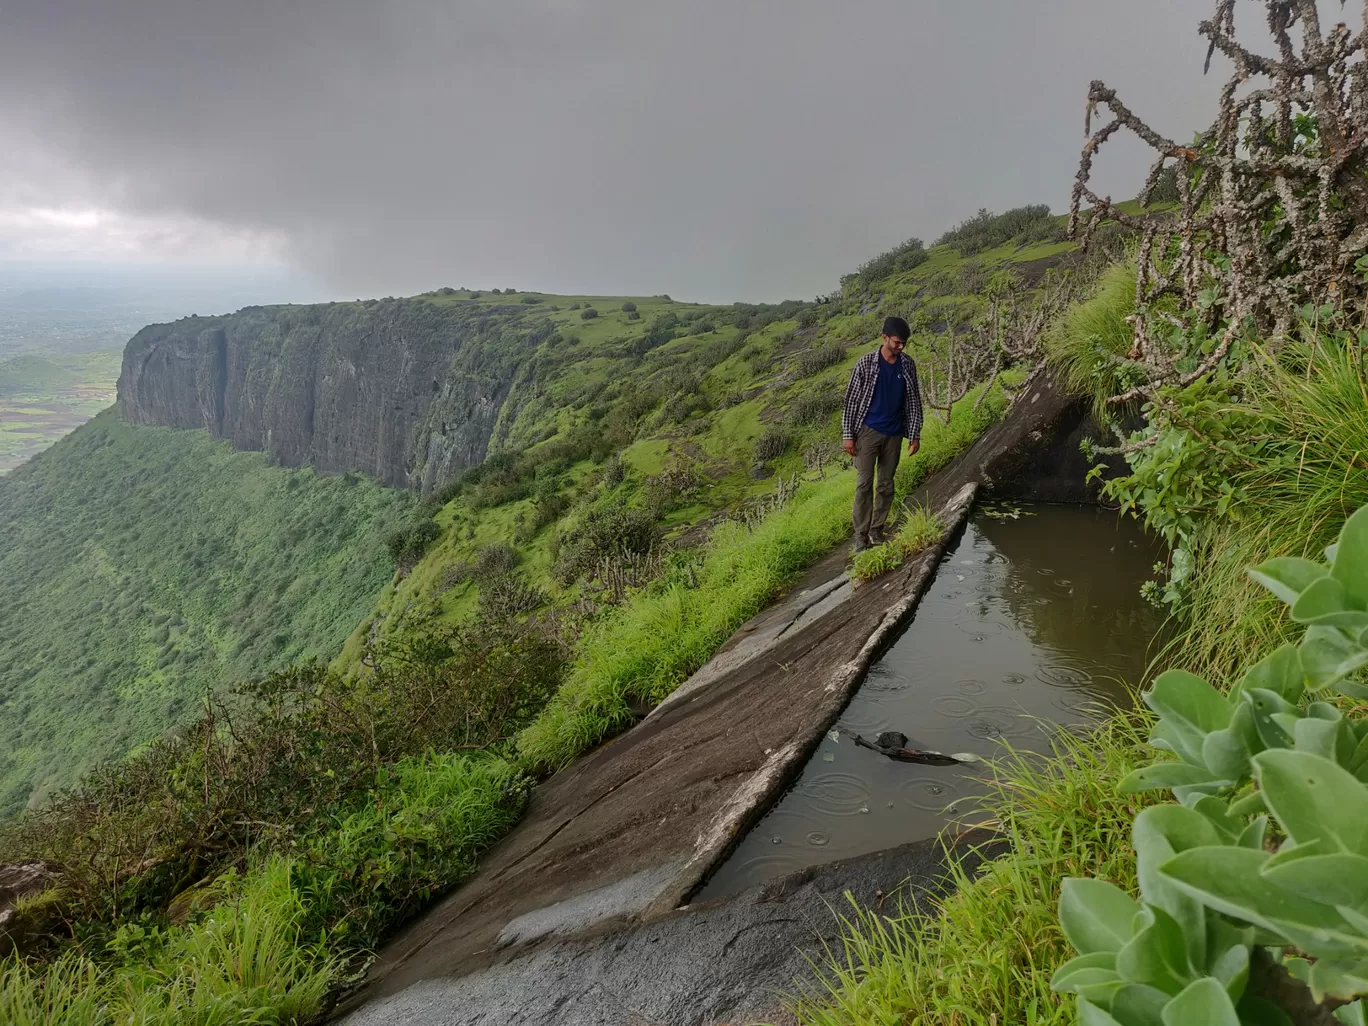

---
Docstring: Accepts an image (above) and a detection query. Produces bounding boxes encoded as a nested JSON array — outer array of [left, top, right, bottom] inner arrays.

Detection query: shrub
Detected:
[[620, 301, 637, 313], [580, 308, 599, 320], [1045, 261, 1139, 417], [385, 517, 441, 568], [1, 618, 561, 921], [795, 343, 846, 378], [520, 295, 540, 304], [471, 542, 518, 582], [553, 504, 660, 585], [568, 303, 580, 310], [478, 573, 550, 618], [839, 237, 929, 293], [934, 205, 1060, 256], [753, 429, 789, 463], [642, 453, 703, 512], [627, 310, 641, 321], [786, 392, 841, 427]]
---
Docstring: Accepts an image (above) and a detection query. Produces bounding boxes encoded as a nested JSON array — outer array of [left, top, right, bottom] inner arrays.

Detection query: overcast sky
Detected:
[[0, 1, 1327, 303]]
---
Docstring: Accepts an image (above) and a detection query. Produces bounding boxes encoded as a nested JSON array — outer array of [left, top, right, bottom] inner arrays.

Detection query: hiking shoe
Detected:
[[870, 527, 887, 546], [852, 536, 871, 554]]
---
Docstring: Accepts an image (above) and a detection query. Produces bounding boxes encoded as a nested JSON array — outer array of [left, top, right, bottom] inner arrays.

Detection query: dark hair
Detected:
[[881, 316, 910, 341]]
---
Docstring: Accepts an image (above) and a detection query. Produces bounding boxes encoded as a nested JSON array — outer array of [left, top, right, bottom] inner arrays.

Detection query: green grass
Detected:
[[0, 409, 409, 815], [516, 469, 857, 772], [0, 858, 338, 1026], [849, 506, 942, 582], [1174, 342, 1368, 677], [1045, 261, 1137, 416], [791, 713, 1159, 1026]]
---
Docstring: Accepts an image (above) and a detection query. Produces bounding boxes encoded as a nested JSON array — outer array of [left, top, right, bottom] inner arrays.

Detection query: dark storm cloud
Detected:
[[0, 1, 1260, 300]]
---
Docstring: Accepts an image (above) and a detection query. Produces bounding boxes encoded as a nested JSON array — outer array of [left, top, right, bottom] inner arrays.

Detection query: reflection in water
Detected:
[[697, 504, 1163, 901]]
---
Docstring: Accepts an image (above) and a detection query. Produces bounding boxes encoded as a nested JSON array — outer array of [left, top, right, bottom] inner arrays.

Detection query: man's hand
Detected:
[[842, 439, 856, 457], [908, 438, 920, 456]]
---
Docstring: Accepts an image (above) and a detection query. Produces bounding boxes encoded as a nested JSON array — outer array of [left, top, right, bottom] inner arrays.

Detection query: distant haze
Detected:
[[2, 1, 1354, 303]]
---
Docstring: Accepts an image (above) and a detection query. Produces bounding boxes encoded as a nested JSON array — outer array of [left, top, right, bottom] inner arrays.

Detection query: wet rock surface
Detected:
[[341, 831, 1001, 1026]]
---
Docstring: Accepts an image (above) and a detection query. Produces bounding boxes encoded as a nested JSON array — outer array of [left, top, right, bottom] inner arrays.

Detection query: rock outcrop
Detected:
[[118, 298, 559, 489], [0, 860, 55, 957]]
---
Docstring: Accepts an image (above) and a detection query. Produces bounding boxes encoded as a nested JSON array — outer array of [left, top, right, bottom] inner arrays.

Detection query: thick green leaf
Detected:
[[1249, 556, 1329, 606], [1310, 959, 1368, 1003], [1133, 805, 1219, 961], [1293, 576, 1368, 629], [1302, 625, 1368, 691], [1262, 853, 1368, 908], [1264, 839, 1328, 870], [1160, 977, 1240, 1026], [1228, 789, 1268, 817], [1111, 984, 1170, 1026], [1255, 750, 1368, 856], [1120, 762, 1223, 793], [1160, 846, 1368, 957], [1247, 689, 1297, 750], [1336, 999, 1368, 1025], [1144, 671, 1232, 766], [1189, 795, 1244, 842], [1202, 702, 1261, 781], [1052, 951, 1118, 992], [1294, 709, 1355, 766], [1117, 907, 1194, 995], [1060, 878, 1142, 956], [1078, 998, 1128, 1026], [1230, 644, 1305, 704], [1332, 505, 1368, 609], [1237, 816, 1268, 850]]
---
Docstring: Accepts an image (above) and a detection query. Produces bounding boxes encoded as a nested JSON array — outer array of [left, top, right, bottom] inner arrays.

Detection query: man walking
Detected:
[[841, 316, 923, 552]]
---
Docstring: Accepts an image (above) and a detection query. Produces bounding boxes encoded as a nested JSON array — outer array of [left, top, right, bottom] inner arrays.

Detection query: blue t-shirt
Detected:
[[863, 355, 905, 437]]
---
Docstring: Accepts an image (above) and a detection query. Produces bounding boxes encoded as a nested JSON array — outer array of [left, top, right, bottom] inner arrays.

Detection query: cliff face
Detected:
[[118, 298, 554, 489]]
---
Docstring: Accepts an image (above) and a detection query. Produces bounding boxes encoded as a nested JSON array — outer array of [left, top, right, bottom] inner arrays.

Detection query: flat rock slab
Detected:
[[337, 370, 1085, 1019], [342, 830, 1002, 1026]]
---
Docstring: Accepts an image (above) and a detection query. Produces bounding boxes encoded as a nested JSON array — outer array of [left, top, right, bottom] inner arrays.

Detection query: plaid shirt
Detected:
[[842, 348, 924, 441]]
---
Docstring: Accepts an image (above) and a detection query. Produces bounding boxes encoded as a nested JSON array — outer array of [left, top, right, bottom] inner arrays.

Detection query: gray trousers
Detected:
[[853, 425, 902, 543]]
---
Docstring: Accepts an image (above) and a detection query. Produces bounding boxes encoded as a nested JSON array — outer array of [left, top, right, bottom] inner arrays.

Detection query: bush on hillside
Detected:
[[786, 392, 841, 427], [840, 237, 928, 293], [753, 429, 789, 463], [553, 504, 660, 586], [642, 453, 703, 513], [0, 617, 562, 923], [935, 205, 1061, 256], [580, 307, 599, 320], [620, 301, 637, 313], [795, 343, 846, 378]]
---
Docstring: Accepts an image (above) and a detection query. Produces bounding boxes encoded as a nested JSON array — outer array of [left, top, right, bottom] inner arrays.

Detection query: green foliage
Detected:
[[935, 204, 1063, 256], [839, 237, 928, 293], [517, 470, 856, 772], [791, 714, 1158, 1026], [1, 617, 559, 921], [848, 506, 942, 581], [294, 754, 525, 948], [753, 428, 789, 463], [580, 307, 599, 320], [552, 502, 660, 586], [1046, 261, 1139, 416], [1, 858, 338, 1026], [0, 410, 408, 816], [620, 301, 637, 313], [794, 342, 846, 378], [1052, 503, 1368, 1023]]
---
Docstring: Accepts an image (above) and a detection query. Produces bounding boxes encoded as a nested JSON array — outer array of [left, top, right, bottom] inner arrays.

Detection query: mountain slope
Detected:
[[0, 412, 408, 814]]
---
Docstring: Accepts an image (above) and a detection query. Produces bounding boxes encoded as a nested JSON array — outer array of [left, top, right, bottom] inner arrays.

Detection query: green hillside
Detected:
[[0, 411, 409, 814], [0, 207, 1082, 818]]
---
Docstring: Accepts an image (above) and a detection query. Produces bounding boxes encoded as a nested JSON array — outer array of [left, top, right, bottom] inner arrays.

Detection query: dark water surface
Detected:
[[696, 503, 1164, 901]]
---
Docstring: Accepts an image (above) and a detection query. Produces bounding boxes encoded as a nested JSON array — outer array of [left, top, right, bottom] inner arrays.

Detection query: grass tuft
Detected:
[[1045, 261, 1137, 417], [849, 506, 943, 582]]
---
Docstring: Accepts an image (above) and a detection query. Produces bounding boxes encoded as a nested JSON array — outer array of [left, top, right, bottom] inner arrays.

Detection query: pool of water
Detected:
[[696, 502, 1164, 900]]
